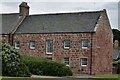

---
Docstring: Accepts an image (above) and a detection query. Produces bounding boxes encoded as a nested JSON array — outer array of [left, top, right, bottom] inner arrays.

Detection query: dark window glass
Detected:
[[46, 40, 53, 54], [29, 41, 36, 49], [64, 40, 70, 49], [15, 41, 20, 49], [80, 58, 87, 66], [81, 39, 89, 49], [64, 57, 69, 66]]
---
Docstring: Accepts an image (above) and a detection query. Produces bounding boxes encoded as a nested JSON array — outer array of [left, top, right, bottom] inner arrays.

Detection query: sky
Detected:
[[0, 0, 120, 30]]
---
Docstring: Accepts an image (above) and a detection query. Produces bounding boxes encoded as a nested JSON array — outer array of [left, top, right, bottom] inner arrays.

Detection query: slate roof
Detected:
[[1, 11, 101, 34], [0, 13, 19, 34]]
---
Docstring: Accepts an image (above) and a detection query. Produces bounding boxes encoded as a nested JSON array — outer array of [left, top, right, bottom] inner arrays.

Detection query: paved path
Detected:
[[31, 75, 95, 80]]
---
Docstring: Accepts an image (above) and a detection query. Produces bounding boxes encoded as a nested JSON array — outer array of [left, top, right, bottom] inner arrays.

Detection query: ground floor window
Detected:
[[80, 58, 88, 67], [64, 57, 69, 66]]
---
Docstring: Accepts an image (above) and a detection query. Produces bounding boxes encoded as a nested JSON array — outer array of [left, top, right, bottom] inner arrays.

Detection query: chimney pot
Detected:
[[19, 2, 30, 16]]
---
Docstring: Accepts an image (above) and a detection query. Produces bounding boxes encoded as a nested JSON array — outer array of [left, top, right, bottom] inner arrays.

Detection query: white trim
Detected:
[[80, 58, 88, 67], [66, 64, 70, 67], [46, 52, 53, 54], [82, 47, 88, 49], [15, 41, 20, 49], [94, 24, 98, 31], [46, 40, 53, 54], [64, 46, 70, 49], [64, 57, 69, 66], [29, 41, 36, 49], [30, 46, 35, 49], [81, 40, 88, 49], [63, 40, 70, 49]]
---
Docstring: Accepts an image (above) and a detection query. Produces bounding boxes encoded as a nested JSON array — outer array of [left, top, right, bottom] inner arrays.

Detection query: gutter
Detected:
[[90, 32, 93, 75]]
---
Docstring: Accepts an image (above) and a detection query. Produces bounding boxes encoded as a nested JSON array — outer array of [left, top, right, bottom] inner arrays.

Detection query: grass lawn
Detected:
[[92, 74, 120, 78], [1, 74, 120, 80], [69, 74, 120, 79], [1, 77, 59, 80]]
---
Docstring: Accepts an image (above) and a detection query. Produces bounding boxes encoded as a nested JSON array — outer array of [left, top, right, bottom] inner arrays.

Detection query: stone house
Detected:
[[0, 2, 113, 75], [113, 40, 120, 61], [113, 40, 120, 74]]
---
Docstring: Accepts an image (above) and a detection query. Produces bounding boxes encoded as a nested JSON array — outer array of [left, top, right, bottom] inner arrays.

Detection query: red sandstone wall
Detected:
[[13, 33, 92, 74], [92, 11, 113, 75], [0, 34, 9, 43]]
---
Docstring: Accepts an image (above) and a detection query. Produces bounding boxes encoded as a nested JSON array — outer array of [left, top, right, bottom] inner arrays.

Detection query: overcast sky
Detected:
[[0, 0, 119, 30]]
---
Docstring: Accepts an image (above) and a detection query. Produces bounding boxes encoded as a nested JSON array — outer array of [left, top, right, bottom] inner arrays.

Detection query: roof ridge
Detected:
[[29, 10, 103, 16], [0, 10, 103, 16]]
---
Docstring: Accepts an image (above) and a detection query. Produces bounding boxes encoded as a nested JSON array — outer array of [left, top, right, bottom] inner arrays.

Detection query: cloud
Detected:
[[118, 1, 120, 30], [0, 0, 120, 2], [0, 2, 20, 13]]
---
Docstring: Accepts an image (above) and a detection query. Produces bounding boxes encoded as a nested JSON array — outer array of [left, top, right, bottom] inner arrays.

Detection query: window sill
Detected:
[[82, 47, 88, 49], [66, 65, 70, 67], [64, 47, 70, 50], [46, 52, 53, 54], [81, 65, 87, 67], [30, 47, 35, 50]]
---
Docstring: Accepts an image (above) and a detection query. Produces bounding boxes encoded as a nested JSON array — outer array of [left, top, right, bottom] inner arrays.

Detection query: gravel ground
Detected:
[[31, 75, 95, 80], [31, 75, 63, 78]]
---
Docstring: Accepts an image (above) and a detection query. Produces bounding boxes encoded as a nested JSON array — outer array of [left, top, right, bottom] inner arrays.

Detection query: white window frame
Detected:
[[81, 39, 89, 49], [63, 40, 70, 49], [29, 41, 36, 49], [46, 40, 53, 54], [15, 41, 20, 49], [80, 58, 88, 67], [64, 57, 69, 66]]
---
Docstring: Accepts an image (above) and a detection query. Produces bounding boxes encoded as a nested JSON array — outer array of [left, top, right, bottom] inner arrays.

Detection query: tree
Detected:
[[112, 29, 120, 46], [1, 42, 30, 77]]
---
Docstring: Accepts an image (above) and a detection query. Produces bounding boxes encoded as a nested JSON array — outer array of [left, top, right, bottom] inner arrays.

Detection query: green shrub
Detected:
[[16, 62, 31, 77], [22, 55, 73, 76], [1, 43, 31, 77], [113, 60, 120, 66]]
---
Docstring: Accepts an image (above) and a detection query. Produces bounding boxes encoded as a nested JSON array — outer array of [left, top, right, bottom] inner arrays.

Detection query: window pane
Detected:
[[64, 57, 69, 65], [46, 40, 53, 54], [64, 40, 70, 49], [30, 41, 35, 49], [81, 39, 89, 49], [83, 40, 88, 47], [15, 41, 20, 49], [81, 58, 87, 66]]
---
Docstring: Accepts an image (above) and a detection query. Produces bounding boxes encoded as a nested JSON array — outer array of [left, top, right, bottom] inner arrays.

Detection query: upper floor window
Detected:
[[29, 41, 36, 49], [15, 41, 20, 49], [64, 57, 69, 66], [81, 39, 89, 49], [80, 58, 88, 67], [46, 40, 53, 54], [63, 40, 70, 49]]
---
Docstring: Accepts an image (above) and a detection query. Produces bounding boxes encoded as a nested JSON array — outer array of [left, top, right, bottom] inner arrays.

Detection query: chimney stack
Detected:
[[19, 2, 29, 16]]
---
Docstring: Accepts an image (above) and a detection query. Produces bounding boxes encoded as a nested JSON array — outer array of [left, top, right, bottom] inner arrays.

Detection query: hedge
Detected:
[[22, 55, 73, 76]]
